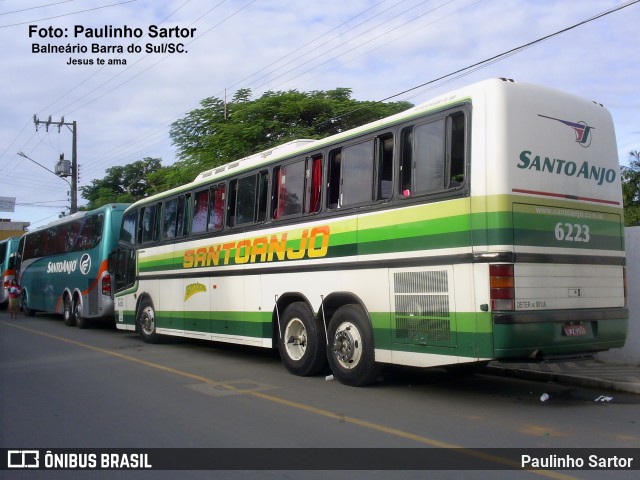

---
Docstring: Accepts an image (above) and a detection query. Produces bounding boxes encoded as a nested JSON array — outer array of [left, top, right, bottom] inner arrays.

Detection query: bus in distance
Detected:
[[0, 236, 21, 310], [112, 78, 627, 386], [17, 204, 128, 327]]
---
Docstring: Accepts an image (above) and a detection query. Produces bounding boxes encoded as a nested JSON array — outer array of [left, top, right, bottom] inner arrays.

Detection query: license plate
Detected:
[[563, 323, 587, 337]]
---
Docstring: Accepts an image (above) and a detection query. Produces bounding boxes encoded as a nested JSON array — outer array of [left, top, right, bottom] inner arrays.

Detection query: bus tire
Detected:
[[327, 304, 381, 387], [138, 298, 160, 344], [63, 296, 76, 327], [74, 297, 88, 329], [278, 302, 326, 376]]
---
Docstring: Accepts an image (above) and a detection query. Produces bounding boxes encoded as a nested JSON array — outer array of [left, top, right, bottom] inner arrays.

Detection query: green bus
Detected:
[[112, 78, 627, 386], [17, 204, 128, 327], [0, 236, 21, 309]]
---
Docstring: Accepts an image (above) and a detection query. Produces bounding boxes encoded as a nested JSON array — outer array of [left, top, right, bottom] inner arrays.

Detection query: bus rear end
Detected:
[[480, 80, 627, 360]]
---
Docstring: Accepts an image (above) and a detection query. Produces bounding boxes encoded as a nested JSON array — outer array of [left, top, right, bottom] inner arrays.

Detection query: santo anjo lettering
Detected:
[[47, 259, 77, 274], [183, 225, 331, 268], [518, 150, 616, 186]]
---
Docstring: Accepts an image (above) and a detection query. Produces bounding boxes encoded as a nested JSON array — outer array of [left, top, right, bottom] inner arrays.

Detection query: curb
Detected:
[[485, 364, 640, 395]]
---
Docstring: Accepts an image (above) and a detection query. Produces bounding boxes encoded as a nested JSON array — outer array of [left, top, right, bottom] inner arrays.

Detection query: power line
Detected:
[[380, 0, 640, 103], [0, 0, 138, 28]]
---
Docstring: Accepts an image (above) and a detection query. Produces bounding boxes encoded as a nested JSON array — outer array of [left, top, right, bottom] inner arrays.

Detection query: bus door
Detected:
[[113, 244, 137, 327]]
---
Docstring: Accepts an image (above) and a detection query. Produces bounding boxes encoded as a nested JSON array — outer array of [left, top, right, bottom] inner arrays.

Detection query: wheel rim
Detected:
[[331, 321, 362, 370], [74, 302, 82, 323], [64, 299, 71, 322], [140, 306, 155, 335], [283, 317, 307, 361]]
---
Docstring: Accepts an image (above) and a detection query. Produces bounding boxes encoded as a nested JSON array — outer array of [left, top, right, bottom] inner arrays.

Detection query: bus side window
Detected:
[[256, 171, 269, 223], [341, 139, 374, 207], [448, 112, 466, 187], [192, 189, 209, 234], [228, 174, 257, 227], [120, 209, 138, 245], [400, 111, 465, 197], [176, 194, 191, 238], [274, 161, 304, 219], [376, 134, 394, 201], [162, 198, 178, 239], [413, 119, 446, 195], [209, 183, 225, 231], [327, 150, 341, 209], [139, 203, 160, 244]]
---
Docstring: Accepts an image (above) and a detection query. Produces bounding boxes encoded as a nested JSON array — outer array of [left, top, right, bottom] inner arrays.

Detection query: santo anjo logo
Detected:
[[538, 114, 594, 147]]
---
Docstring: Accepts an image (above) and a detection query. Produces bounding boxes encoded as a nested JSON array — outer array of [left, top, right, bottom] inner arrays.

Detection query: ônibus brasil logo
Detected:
[[538, 114, 594, 147]]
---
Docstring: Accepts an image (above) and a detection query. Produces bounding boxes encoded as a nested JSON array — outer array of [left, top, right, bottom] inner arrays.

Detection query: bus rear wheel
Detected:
[[278, 302, 326, 376], [138, 299, 160, 344], [63, 296, 76, 326], [327, 304, 380, 387], [74, 297, 87, 329]]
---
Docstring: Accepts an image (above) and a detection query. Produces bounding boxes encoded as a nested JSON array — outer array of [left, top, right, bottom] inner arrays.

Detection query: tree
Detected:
[[80, 157, 162, 210], [161, 88, 413, 190], [621, 150, 640, 226]]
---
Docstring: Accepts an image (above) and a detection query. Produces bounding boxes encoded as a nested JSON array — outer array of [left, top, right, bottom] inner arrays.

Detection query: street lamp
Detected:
[[16, 151, 74, 213]]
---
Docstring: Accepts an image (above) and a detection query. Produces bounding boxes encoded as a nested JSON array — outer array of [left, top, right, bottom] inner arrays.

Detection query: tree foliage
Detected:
[[161, 88, 413, 190], [621, 150, 640, 226], [80, 157, 162, 210]]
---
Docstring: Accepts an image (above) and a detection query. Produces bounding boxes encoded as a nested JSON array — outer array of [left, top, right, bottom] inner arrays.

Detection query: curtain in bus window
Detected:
[[413, 119, 445, 194], [192, 190, 209, 234], [309, 157, 322, 213], [274, 168, 284, 219], [341, 140, 374, 207]]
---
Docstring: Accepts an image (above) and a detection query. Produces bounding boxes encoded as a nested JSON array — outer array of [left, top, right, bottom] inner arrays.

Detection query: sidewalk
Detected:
[[486, 358, 640, 394]]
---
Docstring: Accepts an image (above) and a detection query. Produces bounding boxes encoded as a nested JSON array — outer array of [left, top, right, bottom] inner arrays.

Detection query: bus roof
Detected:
[[125, 77, 609, 211], [25, 203, 130, 234]]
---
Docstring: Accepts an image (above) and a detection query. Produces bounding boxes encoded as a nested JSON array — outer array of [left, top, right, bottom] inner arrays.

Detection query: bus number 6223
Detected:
[[554, 222, 590, 243]]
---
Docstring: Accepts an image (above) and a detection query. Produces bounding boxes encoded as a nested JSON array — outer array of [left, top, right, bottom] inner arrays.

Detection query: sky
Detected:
[[0, 0, 638, 229]]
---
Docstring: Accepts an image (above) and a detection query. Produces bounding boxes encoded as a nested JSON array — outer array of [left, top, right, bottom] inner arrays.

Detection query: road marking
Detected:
[[2, 320, 579, 479]]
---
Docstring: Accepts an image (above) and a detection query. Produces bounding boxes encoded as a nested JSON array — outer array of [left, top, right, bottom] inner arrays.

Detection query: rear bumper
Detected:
[[492, 308, 628, 359]]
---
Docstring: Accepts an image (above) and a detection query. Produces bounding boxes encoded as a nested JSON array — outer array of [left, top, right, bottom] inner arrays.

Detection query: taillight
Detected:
[[490, 264, 514, 310], [102, 274, 112, 296]]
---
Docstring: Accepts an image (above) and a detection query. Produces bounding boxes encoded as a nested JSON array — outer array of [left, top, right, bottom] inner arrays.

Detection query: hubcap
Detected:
[[141, 307, 155, 335], [284, 318, 307, 361], [332, 322, 362, 369]]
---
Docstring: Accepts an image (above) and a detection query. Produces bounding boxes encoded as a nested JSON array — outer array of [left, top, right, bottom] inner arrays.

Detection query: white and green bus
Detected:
[[17, 204, 128, 327], [113, 78, 627, 386], [0, 236, 21, 309]]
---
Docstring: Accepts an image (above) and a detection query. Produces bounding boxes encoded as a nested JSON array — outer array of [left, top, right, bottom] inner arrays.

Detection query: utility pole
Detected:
[[33, 115, 78, 214]]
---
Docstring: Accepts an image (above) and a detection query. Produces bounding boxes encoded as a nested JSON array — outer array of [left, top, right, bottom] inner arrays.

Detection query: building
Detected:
[[0, 219, 30, 241]]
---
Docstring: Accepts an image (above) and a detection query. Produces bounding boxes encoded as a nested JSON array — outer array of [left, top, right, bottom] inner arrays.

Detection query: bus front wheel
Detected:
[[327, 304, 381, 387], [138, 299, 160, 344], [278, 302, 326, 376]]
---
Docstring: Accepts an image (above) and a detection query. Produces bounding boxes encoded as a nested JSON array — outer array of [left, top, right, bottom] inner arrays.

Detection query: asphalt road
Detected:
[[1, 310, 638, 480]]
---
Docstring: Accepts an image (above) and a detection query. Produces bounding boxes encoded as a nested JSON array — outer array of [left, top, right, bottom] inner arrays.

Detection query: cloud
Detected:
[[0, 0, 638, 226]]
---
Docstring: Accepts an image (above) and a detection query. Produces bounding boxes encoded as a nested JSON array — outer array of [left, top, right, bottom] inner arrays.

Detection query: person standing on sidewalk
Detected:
[[6, 279, 22, 319]]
